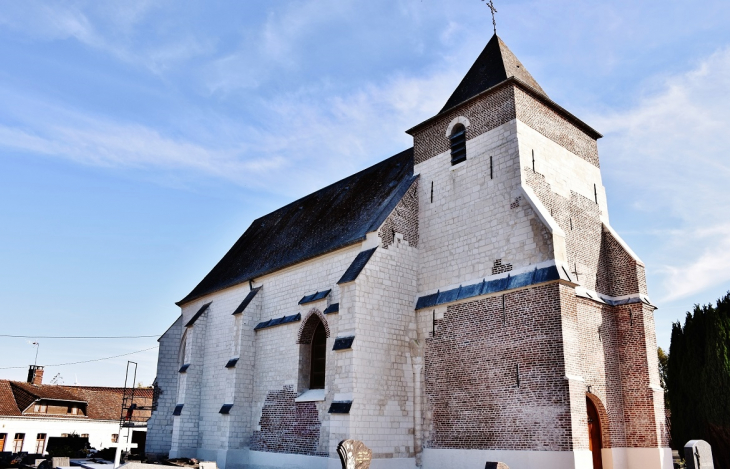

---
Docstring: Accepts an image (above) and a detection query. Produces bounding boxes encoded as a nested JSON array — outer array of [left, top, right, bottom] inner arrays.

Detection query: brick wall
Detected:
[[249, 385, 325, 456], [616, 303, 669, 448], [378, 179, 419, 249], [424, 283, 573, 451], [597, 230, 648, 297], [525, 169, 604, 293], [413, 85, 515, 165], [514, 87, 600, 167]]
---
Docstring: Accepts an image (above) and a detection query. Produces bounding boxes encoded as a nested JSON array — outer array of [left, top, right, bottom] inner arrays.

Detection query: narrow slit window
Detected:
[[532, 150, 535, 172], [594, 184, 598, 204], [430, 181, 434, 203], [490, 156, 493, 179], [449, 124, 467, 165]]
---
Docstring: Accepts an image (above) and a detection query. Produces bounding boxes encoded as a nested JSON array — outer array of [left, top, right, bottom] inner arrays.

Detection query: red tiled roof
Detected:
[[10, 381, 86, 403], [0, 381, 21, 416], [66, 386, 155, 399], [0, 381, 152, 423]]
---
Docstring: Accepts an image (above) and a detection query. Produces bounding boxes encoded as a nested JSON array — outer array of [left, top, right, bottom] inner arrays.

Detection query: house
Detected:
[[0, 366, 153, 456], [146, 34, 671, 469]]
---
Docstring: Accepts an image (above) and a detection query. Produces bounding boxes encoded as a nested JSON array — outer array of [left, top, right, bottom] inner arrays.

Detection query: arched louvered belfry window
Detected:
[[309, 322, 327, 389], [450, 123, 467, 165]]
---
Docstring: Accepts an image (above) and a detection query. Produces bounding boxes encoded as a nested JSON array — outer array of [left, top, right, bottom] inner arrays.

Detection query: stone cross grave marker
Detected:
[[685, 440, 714, 469], [109, 440, 137, 468], [337, 439, 372, 469]]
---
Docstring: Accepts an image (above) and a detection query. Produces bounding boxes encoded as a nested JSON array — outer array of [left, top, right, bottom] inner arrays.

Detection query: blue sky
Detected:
[[0, 0, 729, 386]]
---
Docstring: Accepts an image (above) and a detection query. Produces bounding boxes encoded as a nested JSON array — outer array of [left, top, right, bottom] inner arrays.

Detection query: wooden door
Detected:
[[587, 397, 603, 469]]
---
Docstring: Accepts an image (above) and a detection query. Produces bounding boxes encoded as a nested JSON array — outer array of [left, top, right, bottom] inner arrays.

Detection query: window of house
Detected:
[[111, 434, 119, 443], [69, 406, 79, 415], [12, 433, 24, 453], [450, 124, 467, 165], [61, 434, 69, 438], [0, 433, 6, 451], [35, 434, 46, 454], [309, 323, 327, 389], [80, 434, 89, 438], [33, 404, 47, 413]]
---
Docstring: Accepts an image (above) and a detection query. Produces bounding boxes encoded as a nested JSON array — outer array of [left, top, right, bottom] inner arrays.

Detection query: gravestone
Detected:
[[485, 463, 509, 469], [51, 457, 70, 468], [685, 440, 714, 469], [337, 440, 372, 469]]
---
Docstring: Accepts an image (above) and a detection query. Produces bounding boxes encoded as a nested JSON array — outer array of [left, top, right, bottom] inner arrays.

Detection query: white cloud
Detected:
[[591, 47, 730, 301], [0, 1, 211, 74], [0, 59, 459, 196], [659, 224, 730, 302]]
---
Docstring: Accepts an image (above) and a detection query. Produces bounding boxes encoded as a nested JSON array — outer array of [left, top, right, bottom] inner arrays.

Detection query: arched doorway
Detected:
[[587, 396, 603, 469]]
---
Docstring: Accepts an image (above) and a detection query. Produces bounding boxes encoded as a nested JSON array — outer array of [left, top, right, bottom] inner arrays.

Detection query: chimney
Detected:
[[27, 365, 44, 385]]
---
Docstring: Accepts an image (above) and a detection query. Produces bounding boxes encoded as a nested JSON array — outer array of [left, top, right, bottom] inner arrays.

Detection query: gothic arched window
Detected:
[[309, 323, 326, 389], [450, 123, 467, 165]]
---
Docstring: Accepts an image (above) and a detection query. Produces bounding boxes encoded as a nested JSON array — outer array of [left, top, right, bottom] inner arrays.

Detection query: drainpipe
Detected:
[[413, 358, 423, 467], [410, 339, 424, 467]]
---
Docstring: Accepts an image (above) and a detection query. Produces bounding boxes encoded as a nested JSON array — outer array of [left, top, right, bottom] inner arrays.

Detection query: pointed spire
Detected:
[[440, 34, 547, 114]]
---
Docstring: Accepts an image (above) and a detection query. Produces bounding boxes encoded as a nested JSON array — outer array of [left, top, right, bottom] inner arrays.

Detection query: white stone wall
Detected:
[[348, 237, 419, 459], [146, 316, 182, 456], [166, 244, 364, 462], [0, 416, 136, 454], [515, 121, 607, 223], [415, 119, 554, 295]]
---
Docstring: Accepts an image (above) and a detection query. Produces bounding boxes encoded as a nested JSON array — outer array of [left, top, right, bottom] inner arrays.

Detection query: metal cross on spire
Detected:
[[483, 0, 498, 35]]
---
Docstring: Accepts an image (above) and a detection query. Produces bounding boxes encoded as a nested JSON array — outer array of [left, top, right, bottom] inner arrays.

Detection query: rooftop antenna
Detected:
[[483, 0, 498, 35], [32, 342, 40, 366]]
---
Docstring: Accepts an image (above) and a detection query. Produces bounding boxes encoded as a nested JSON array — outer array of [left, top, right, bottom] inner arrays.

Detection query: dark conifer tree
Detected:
[[668, 292, 730, 469]]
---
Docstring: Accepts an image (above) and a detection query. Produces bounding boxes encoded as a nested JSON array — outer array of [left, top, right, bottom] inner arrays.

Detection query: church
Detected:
[[145, 34, 672, 469]]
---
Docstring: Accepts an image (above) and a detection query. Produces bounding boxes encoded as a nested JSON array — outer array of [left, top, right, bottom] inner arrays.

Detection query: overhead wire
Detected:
[[0, 334, 160, 339], [0, 345, 159, 370]]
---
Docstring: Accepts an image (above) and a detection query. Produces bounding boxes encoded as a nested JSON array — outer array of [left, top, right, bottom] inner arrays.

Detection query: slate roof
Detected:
[[179, 148, 416, 305], [440, 34, 548, 114], [232, 287, 261, 315], [337, 248, 377, 284]]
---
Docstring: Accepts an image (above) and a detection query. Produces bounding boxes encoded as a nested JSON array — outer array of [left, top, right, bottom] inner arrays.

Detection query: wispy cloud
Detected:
[[0, 62, 458, 195], [659, 224, 730, 302], [0, 1, 212, 74], [592, 48, 730, 301]]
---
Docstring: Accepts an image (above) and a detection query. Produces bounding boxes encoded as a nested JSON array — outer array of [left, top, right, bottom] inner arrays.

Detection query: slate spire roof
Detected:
[[440, 34, 547, 114], [178, 148, 416, 305]]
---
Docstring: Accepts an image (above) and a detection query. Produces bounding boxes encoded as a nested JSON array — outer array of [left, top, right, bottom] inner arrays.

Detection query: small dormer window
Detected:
[[450, 124, 466, 165]]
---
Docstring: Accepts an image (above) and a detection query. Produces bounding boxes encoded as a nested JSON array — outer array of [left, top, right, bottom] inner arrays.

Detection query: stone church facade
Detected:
[[146, 35, 672, 469]]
